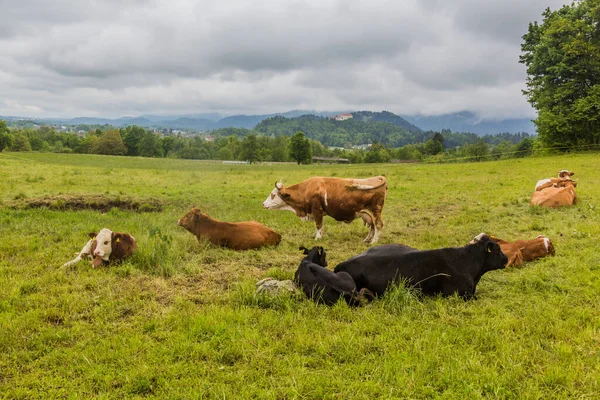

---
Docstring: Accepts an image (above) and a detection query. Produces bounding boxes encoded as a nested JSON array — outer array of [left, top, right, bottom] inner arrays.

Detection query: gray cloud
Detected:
[[0, 0, 570, 119]]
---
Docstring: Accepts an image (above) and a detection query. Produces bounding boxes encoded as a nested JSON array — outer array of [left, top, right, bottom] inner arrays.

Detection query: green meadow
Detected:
[[1, 152, 599, 399]]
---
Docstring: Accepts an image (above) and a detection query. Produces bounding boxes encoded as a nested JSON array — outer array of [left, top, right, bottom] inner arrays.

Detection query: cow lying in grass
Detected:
[[62, 228, 137, 268], [531, 178, 577, 207], [534, 170, 575, 191], [334, 235, 508, 299], [532, 170, 578, 207], [294, 246, 373, 306], [470, 233, 555, 267], [177, 208, 281, 250]]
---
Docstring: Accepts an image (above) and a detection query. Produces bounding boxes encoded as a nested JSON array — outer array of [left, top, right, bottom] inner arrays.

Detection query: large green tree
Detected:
[[0, 120, 11, 152], [93, 130, 127, 155], [288, 131, 312, 164], [139, 133, 164, 158], [239, 134, 259, 163], [520, 0, 600, 147], [121, 125, 146, 156]]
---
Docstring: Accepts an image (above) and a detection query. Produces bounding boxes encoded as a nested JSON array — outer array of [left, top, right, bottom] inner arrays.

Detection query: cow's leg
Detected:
[[358, 210, 375, 242], [61, 239, 93, 268], [312, 200, 324, 239], [368, 195, 385, 244]]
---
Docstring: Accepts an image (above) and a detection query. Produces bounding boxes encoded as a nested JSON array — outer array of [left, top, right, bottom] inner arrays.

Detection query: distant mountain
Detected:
[[2, 110, 537, 135], [401, 111, 536, 135]]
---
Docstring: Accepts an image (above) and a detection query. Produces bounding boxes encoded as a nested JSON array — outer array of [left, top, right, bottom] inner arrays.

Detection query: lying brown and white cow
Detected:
[[470, 232, 555, 267], [62, 228, 137, 268], [262, 176, 387, 243], [531, 178, 577, 207], [534, 170, 575, 191], [177, 208, 281, 250]]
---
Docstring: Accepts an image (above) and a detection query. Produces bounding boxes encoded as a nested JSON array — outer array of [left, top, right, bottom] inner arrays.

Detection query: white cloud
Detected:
[[0, 0, 571, 118]]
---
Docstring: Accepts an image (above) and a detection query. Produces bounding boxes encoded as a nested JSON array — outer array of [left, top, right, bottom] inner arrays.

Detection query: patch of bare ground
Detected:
[[8, 195, 163, 212], [117, 274, 209, 307]]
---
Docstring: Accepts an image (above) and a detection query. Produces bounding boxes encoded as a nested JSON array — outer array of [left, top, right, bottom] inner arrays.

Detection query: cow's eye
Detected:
[[271, 193, 275, 199], [104, 241, 109, 245]]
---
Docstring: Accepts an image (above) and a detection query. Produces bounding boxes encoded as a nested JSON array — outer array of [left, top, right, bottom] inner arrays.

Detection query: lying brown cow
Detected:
[[531, 178, 577, 207], [534, 170, 575, 191], [262, 176, 387, 243], [470, 232, 555, 267], [178, 208, 281, 250], [62, 228, 137, 268]]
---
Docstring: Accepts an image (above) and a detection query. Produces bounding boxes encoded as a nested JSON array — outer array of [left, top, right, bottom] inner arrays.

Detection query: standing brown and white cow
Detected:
[[262, 176, 387, 243]]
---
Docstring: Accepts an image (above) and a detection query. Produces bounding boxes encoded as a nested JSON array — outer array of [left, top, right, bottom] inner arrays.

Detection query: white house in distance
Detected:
[[333, 113, 353, 121]]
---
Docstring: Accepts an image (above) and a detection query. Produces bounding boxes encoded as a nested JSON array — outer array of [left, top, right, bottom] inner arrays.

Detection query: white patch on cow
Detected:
[[370, 227, 380, 244], [469, 232, 487, 244], [300, 214, 314, 222], [535, 178, 551, 191], [354, 184, 376, 190], [61, 239, 94, 268], [93, 228, 113, 261], [263, 188, 289, 210], [324, 192, 328, 207], [542, 237, 550, 251], [315, 227, 323, 239]]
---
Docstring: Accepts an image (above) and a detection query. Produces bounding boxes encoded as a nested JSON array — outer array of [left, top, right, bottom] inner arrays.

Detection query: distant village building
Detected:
[[312, 156, 350, 164], [333, 113, 353, 121], [204, 135, 216, 142]]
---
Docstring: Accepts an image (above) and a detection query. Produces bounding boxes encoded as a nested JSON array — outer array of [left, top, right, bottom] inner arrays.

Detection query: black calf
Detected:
[[295, 246, 372, 306], [334, 235, 508, 299]]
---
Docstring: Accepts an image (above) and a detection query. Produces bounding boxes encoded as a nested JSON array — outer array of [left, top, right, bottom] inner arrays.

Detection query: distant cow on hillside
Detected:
[[262, 176, 387, 243], [62, 228, 137, 268], [177, 208, 281, 250]]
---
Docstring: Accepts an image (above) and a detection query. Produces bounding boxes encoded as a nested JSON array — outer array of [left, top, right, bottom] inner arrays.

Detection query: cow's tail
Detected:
[[351, 176, 387, 190]]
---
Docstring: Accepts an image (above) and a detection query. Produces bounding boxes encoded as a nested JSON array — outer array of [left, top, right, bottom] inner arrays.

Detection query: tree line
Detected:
[[0, 119, 539, 164]]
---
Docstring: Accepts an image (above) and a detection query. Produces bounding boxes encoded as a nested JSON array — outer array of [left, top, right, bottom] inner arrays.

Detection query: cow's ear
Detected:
[[112, 232, 122, 244], [569, 171, 575, 176], [279, 191, 291, 199], [88, 232, 97, 239]]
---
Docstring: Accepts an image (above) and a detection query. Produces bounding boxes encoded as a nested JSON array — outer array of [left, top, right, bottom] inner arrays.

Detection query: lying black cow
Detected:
[[333, 235, 508, 299], [294, 246, 373, 306]]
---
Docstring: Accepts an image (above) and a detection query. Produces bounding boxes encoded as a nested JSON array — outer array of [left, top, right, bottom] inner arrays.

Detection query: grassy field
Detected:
[[1, 152, 599, 399]]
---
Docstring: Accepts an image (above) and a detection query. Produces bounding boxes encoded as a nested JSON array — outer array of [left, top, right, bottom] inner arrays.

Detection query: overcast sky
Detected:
[[0, 0, 569, 119]]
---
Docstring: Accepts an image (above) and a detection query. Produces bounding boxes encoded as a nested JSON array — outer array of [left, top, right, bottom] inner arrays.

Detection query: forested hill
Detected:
[[351, 111, 422, 133], [253, 114, 426, 147]]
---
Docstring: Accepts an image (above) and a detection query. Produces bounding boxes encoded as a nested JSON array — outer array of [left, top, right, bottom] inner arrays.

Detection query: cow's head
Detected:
[[558, 170, 574, 179], [177, 208, 208, 232], [91, 228, 114, 267], [299, 245, 328, 267], [472, 234, 508, 272], [263, 181, 292, 210]]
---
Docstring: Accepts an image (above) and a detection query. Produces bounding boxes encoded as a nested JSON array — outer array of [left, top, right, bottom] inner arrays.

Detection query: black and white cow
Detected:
[[294, 246, 372, 306], [333, 235, 508, 299]]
